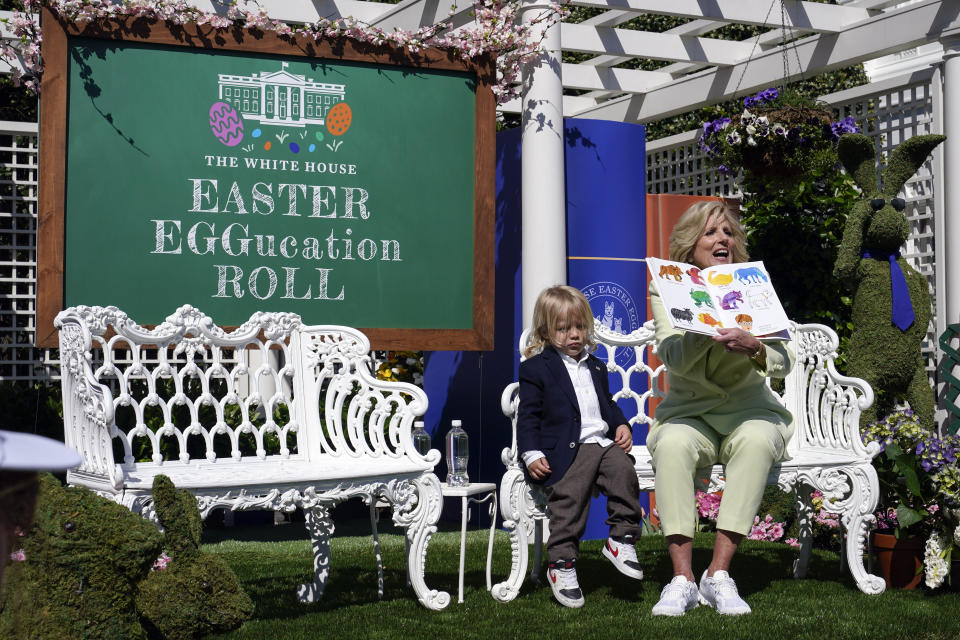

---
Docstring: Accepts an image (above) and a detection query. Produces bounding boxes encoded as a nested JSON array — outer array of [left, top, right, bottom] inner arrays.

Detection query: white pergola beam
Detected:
[[561, 23, 755, 65], [561, 62, 671, 92], [572, 0, 960, 123], [196, 0, 396, 24], [567, 0, 871, 32], [368, 0, 477, 30]]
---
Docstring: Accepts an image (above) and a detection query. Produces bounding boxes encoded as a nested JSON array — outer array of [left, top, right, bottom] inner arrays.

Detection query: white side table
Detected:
[[441, 482, 498, 603]]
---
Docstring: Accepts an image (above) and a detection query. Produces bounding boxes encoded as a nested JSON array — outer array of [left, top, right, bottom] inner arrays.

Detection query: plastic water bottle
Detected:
[[445, 419, 469, 486], [412, 420, 431, 456]]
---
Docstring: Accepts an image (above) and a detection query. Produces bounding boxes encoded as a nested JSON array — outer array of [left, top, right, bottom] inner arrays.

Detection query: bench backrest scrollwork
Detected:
[[56, 305, 436, 493]]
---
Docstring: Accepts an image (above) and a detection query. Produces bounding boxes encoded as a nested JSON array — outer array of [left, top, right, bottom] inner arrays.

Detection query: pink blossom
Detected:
[[748, 514, 786, 542], [814, 510, 840, 529], [696, 490, 721, 520], [9, 549, 26, 562], [152, 552, 171, 571], [784, 537, 800, 548]]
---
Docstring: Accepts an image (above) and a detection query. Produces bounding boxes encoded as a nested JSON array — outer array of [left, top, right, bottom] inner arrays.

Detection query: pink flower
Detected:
[[152, 552, 171, 571], [9, 549, 26, 562], [785, 537, 800, 548], [748, 514, 786, 542], [696, 490, 721, 520]]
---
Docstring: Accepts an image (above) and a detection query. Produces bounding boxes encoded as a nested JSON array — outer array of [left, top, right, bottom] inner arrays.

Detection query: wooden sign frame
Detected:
[[37, 7, 495, 350]]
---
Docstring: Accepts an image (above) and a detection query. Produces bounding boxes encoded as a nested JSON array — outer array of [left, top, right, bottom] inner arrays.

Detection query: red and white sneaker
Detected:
[[602, 535, 644, 580], [547, 559, 585, 608]]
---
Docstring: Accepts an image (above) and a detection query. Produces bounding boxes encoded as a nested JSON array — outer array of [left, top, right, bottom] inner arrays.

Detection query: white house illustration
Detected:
[[217, 62, 345, 127]]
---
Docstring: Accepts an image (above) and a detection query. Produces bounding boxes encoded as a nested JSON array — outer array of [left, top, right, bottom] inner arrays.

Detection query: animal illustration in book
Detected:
[[748, 290, 772, 309], [707, 271, 733, 286], [735, 266, 769, 284], [717, 290, 743, 310], [598, 301, 615, 329], [690, 290, 714, 308], [687, 267, 705, 285], [659, 264, 683, 281], [671, 307, 694, 323], [735, 314, 753, 331], [698, 313, 721, 328]]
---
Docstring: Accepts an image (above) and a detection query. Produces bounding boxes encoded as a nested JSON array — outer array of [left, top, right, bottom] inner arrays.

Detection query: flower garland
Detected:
[[0, 0, 566, 101]]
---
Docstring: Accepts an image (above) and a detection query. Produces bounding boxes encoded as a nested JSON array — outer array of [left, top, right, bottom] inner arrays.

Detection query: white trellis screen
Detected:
[[0, 121, 58, 382], [646, 70, 942, 385]]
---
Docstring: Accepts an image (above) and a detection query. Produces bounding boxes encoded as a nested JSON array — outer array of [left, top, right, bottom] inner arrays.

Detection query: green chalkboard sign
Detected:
[[38, 9, 495, 350]]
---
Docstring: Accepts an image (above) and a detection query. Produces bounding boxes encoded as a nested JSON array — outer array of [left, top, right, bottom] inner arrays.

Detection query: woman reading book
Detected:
[[648, 200, 795, 617]]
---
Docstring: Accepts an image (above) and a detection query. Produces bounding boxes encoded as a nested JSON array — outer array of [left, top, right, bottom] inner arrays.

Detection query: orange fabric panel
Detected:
[[644, 195, 740, 417]]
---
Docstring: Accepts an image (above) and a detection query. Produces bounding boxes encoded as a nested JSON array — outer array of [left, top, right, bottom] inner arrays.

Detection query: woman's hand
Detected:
[[712, 328, 762, 357]]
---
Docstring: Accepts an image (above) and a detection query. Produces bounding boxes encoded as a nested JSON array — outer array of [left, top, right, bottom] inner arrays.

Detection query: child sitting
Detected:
[[517, 285, 645, 608]]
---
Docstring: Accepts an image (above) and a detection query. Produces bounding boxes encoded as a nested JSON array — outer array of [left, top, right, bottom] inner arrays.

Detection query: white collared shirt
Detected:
[[521, 350, 615, 467]]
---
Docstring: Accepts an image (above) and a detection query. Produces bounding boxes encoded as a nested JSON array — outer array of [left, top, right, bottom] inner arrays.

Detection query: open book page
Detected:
[[647, 258, 790, 340]]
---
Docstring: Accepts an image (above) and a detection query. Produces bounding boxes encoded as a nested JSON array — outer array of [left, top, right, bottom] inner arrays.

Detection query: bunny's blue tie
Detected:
[[861, 249, 915, 331]]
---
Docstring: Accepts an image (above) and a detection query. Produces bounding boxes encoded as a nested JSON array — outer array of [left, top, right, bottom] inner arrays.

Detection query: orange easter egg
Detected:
[[264, 141, 272, 150], [326, 102, 352, 136]]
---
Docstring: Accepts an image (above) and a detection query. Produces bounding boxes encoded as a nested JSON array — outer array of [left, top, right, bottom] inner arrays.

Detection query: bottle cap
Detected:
[[414, 420, 424, 427], [451, 419, 462, 427]]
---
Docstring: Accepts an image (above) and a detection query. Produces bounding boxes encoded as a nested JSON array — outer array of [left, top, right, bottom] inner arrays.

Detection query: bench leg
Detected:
[[368, 500, 385, 599], [297, 504, 335, 603], [492, 467, 548, 602], [802, 464, 885, 594], [388, 473, 450, 610], [839, 465, 886, 595], [793, 484, 814, 578]]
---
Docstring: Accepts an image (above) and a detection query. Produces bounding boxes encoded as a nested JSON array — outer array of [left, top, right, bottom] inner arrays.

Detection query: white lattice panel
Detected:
[[646, 129, 739, 198], [0, 121, 57, 381]]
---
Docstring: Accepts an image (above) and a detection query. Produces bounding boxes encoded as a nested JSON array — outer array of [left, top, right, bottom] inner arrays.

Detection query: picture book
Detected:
[[646, 258, 790, 340]]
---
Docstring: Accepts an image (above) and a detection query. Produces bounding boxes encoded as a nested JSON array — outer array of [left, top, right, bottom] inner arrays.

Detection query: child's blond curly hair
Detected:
[[525, 285, 596, 358]]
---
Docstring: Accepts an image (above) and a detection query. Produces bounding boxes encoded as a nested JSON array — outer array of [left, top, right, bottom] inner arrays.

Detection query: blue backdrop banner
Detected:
[[564, 118, 649, 538]]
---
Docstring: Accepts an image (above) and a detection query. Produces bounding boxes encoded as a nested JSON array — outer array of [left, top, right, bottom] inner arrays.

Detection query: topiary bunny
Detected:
[[833, 133, 945, 430], [0, 474, 164, 640], [135, 475, 253, 640]]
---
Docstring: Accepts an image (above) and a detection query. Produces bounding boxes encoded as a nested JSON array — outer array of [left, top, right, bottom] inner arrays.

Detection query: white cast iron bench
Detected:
[[55, 304, 451, 609], [493, 319, 885, 601]]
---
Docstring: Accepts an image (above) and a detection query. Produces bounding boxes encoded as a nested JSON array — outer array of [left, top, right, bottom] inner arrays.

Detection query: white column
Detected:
[[520, 0, 565, 328], [941, 33, 960, 328]]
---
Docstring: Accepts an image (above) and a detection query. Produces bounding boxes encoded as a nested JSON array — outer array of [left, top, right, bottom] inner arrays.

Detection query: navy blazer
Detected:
[[516, 346, 629, 487]]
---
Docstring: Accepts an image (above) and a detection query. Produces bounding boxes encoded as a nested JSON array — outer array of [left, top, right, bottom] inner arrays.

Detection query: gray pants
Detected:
[[546, 443, 644, 562]]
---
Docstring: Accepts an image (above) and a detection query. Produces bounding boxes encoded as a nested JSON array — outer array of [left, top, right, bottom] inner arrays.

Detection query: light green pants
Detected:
[[647, 416, 786, 538]]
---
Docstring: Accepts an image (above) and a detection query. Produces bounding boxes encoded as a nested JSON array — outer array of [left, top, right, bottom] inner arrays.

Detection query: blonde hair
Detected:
[[525, 285, 596, 358], [668, 200, 749, 265]]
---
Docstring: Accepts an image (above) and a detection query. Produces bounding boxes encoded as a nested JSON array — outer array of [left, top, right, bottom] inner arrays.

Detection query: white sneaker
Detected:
[[602, 536, 644, 579], [651, 575, 699, 616], [547, 559, 585, 608], [698, 570, 751, 615]]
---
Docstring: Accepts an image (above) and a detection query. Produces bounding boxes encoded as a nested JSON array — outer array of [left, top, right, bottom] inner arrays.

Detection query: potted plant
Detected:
[[699, 87, 861, 185], [861, 409, 960, 589]]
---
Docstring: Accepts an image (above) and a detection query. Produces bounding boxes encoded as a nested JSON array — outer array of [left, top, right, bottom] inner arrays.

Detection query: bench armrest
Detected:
[[500, 382, 520, 468], [787, 323, 878, 459], [55, 308, 120, 490]]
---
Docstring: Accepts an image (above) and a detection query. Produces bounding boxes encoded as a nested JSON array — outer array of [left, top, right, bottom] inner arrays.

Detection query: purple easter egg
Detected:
[[209, 101, 243, 147]]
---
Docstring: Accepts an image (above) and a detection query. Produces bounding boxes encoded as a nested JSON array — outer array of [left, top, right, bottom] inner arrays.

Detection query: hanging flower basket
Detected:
[[699, 88, 860, 185]]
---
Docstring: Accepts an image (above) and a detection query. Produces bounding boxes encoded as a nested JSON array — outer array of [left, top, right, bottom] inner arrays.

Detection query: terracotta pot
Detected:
[[872, 532, 924, 590]]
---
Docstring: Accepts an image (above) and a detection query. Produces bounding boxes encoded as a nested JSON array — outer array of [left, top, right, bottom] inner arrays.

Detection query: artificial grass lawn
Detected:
[[202, 526, 960, 640]]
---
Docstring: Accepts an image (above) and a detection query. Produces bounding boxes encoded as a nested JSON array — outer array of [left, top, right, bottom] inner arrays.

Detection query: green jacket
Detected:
[[650, 289, 796, 457]]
